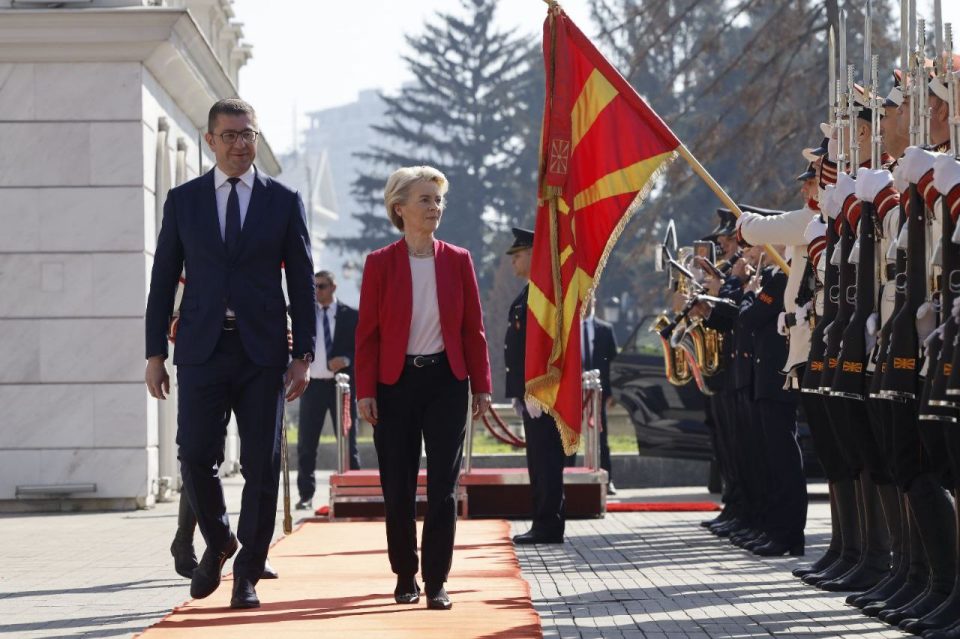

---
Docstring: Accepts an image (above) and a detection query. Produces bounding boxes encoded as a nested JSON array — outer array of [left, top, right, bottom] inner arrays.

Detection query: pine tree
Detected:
[[326, 0, 543, 287]]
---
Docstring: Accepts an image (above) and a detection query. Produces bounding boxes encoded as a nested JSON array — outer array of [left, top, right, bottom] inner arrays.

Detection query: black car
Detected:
[[610, 315, 821, 479]]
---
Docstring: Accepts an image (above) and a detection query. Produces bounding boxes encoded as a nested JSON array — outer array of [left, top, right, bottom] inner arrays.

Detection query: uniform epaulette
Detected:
[[808, 235, 827, 268], [918, 169, 940, 211], [820, 159, 838, 188], [874, 184, 900, 222], [948, 184, 960, 223], [841, 193, 861, 231]]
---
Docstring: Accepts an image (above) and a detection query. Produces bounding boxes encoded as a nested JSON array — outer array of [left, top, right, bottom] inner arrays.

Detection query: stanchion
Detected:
[[334, 373, 351, 475]]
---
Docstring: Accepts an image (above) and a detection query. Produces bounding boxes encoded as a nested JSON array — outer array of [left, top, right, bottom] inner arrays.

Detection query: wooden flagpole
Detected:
[[677, 143, 790, 275]]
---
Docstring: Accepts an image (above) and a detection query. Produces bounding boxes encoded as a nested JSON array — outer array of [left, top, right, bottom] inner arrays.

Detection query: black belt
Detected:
[[223, 317, 237, 331], [405, 352, 446, 368]]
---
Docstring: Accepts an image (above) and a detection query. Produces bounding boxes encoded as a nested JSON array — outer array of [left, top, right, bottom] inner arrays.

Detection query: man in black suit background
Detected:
[[566, 295, 619, 494], [145, 98, 316, 609], [296, 270, 361, 510]]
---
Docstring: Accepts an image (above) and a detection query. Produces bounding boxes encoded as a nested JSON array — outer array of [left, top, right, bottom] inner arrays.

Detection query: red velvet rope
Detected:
[[480, 406, 526, 448], [341, 386, 352, 436]]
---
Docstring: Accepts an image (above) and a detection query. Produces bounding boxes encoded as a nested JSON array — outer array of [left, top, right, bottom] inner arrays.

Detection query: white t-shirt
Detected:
[[406, 256, 445, 355]]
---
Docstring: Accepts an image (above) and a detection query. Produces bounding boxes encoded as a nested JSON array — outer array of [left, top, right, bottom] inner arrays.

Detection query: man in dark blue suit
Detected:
[[296, 269, 361, 511], [145, 98, 316, 609]]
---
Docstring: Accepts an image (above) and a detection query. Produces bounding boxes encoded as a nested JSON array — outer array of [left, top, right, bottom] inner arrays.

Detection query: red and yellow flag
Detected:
[[525, 5, 680, 453]]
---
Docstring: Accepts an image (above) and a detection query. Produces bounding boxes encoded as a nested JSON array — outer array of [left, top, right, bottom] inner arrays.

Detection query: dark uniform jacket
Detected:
[[705, 274, 747, 393], [328, 302, 359, 387], [504, 284, 528, 399], [739, 267, 794, 402]]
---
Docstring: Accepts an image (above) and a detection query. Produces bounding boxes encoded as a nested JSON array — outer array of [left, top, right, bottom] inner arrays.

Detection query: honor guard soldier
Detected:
[[505, 227, 566, 545]]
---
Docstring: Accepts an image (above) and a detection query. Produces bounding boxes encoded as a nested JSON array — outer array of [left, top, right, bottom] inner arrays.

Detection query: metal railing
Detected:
[[334, 372, 353, 474]]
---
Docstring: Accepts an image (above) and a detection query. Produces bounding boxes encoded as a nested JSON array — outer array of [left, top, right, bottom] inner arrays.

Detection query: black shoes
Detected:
[[230, 577, 260, 609], [170, 537, 198, 579], [295, 498, 313, 511], [394, 575, 421, 604], [261, 559, 279, 579], [190, 533, 239, 599], [426, 584, 452, 610], [512, 530, 563, 545], [752, 538, 805, 557]]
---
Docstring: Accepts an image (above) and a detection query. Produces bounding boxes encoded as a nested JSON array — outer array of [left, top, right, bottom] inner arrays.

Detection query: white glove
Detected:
[[822, 321, 834, 345], [821, 185, 842, 220], [933, 154, 960, 195], [804, 216, 827, 244], [855, 167, 893, 202], [735, 210, 757, 231], [836, 171, 856, 202], [922, 323, 944, 356], [777, 312, 788, 336], [901, 146, 939, 184], [796, 302, 811, 324], [866, 312, 879, 337], [830, 245, 841, 265], [917, 301, 938, 343], [512, 398, 524, 418], [849, 238, 861, 265], [827, 136, 839, 163], [524, 398, 543, 419], [893, 162, 909, 193], [866, 312, 880, 354], [953, 295, 960, 322]]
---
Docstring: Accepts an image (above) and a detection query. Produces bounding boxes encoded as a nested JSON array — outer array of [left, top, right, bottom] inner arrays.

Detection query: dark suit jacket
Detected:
[[355, 238, 492, 399], [504, 285, 528, 400], [739, 267, 793, 402], [585, 317, 618, 399], [328, 302, 359, 383], [145, 168, 316, 367]]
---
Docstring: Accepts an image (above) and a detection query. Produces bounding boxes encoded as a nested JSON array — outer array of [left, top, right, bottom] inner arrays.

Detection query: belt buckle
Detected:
[[413, 355, 427, 368]]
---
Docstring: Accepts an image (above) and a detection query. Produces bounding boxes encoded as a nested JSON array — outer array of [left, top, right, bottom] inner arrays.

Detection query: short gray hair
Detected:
[[383, 166, 449, 231]]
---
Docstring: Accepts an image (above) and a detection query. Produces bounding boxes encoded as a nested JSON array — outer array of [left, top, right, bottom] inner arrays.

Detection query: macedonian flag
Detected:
[[525, 4, 680, 453]]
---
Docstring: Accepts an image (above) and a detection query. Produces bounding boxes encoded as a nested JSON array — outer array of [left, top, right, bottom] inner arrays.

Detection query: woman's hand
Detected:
[[358, 397, 378, 426], [472, 393, 492, 419]]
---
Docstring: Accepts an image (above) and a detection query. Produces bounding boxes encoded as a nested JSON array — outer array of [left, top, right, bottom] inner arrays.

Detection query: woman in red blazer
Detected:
[[355, 165, 492, 611]]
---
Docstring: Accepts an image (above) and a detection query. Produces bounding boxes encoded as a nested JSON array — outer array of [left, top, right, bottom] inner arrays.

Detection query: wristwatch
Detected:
[[295, 352, 314, 364]]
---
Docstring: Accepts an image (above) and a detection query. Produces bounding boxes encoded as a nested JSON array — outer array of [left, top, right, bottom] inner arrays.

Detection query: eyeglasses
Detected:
[[215, 130, 259, 145], [315, 282, 331, 290]]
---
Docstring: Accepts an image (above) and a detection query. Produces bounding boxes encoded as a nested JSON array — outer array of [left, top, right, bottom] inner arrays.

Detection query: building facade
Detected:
[[0, 0, 280, 510]]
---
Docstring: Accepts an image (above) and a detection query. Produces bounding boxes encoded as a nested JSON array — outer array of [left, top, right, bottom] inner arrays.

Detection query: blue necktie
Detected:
[[225, 177, 241, 254], [322, 306, 333, 356]]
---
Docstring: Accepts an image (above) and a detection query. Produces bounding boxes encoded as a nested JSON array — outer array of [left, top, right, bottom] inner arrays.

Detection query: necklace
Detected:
[[407, 244, 434, 258]]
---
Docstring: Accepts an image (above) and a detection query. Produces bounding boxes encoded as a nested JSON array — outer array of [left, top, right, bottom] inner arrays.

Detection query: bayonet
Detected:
[[947, 24, 959, 158], [935, 0, 943, 66], [829, 26, 836, 127], [919, 17, 931, 146], [837, 10, 849, 175], [849, 63, 861, 170]]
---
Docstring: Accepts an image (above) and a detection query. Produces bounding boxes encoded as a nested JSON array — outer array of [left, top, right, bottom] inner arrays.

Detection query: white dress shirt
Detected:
[[214, 164, 255, 240], [214, 164, 255, 317], [310, 299, 338, 379]]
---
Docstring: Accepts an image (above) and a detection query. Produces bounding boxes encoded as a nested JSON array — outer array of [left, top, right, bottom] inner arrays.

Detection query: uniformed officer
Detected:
[[505, 227, 566, 545]]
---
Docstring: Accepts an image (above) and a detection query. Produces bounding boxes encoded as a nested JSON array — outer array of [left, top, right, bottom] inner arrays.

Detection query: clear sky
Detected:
[[233, 0, 593, 156], [232, 0, 960, 157]]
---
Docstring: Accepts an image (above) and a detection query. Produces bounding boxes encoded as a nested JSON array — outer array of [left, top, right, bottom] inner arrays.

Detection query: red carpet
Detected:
[[138, 519, 540, 638], [607, 501, 720, 512]]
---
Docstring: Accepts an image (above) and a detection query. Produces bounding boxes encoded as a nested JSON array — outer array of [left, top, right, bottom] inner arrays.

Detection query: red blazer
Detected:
[[355, 238, 492, 399]]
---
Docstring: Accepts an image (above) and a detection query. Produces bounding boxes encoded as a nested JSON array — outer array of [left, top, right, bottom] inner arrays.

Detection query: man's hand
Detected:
[[328, 356, 350, 373], [285, 358, 311, 401], [472, 393, 492, 419], [145, 356, 170, 400], [358, 398, 378, 425]]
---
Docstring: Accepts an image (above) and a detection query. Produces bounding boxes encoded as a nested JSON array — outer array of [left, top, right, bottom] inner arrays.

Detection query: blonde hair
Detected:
[[383, 166, 449, 231]]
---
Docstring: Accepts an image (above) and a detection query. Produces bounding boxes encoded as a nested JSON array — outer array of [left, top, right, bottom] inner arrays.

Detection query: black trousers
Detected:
[[712, 391, 744, 513], [176, 330, 285, 584], [564, 403, 612, 481], [755, 398, 808, 544], [735, 388, 767, 528], [297, 377, 360, 501], [524, 408, 566, 537], [374, 356, 467, 586]]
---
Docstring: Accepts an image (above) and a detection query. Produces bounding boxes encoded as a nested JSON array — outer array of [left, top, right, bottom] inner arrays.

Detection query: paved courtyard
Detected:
[[0, 477, 906, 638]]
